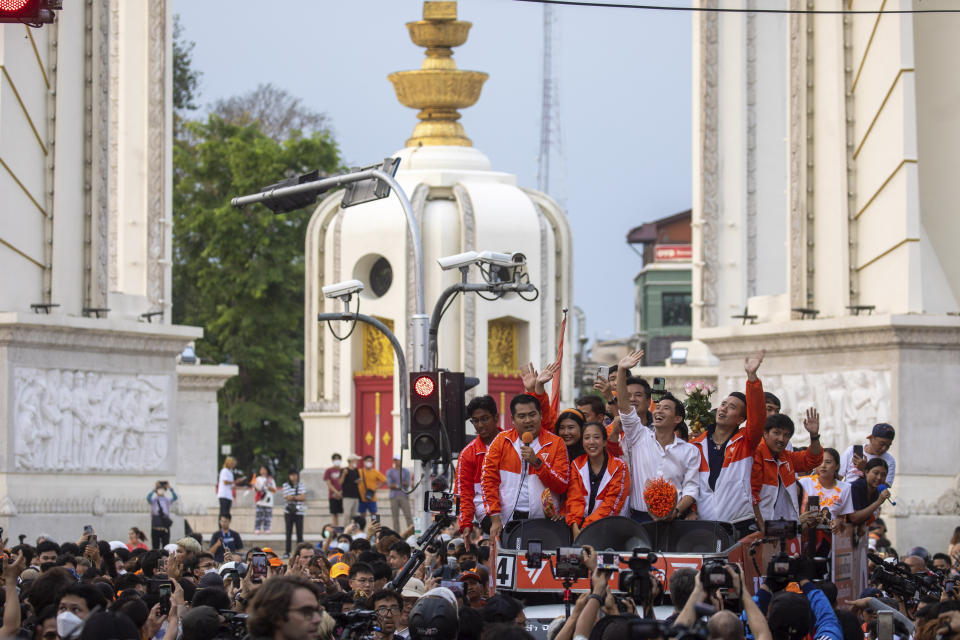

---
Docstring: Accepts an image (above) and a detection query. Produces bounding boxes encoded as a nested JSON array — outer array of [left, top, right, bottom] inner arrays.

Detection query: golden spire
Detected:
[[388, 1, 488, 147]]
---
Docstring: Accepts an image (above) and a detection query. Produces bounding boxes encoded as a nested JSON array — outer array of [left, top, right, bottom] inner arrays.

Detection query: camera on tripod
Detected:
[[618, 547, 659, 604], [424, 491, 459, 515]]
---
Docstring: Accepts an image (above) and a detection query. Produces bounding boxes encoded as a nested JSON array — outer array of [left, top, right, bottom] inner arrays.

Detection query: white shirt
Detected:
[[620, 407, 700, 512], [838, 444, 895, 485], [514, 437, 544, 515], [217, 467, 235, 500], [254, 475, 275, 507], [798, 475, 854, 519]]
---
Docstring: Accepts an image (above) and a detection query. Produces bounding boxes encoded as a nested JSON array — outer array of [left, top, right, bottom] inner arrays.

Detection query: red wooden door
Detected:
[[486, 375, 525, 430], [354, 376, 394, 474]]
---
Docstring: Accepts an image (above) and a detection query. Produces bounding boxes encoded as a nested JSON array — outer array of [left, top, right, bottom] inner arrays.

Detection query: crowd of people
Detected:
[[1, 349, 958, 639]]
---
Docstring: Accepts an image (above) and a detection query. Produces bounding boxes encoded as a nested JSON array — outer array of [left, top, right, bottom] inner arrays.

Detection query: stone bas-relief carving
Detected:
[[14, 367, 170, 472], [720, 369, 890, 449]]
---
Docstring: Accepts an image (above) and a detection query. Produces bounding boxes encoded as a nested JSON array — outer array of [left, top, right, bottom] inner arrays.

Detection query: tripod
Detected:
[[387, 512, 456, 592]]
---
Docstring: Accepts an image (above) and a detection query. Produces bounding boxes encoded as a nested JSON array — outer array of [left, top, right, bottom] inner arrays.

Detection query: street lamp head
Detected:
[[322, 279, 365, 300]]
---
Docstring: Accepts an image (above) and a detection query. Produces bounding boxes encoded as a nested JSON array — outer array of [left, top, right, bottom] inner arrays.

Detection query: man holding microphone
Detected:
[[481, 394, 570, 541]]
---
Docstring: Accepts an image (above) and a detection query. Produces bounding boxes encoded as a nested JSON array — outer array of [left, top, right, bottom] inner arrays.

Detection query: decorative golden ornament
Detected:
[[388, 1, 488, 147], [487, 319, 518, 376], [382, 431, 391, 445], [365, 431, 374, 446], [358, 317, 395, 377]]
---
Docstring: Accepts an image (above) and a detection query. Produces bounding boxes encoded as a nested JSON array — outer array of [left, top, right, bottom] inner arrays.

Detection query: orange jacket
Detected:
[[564, 454, 630, 528], [455, 433, 497, 530], [481, 427, 569, 523], [751, 439, 823, 521], [691, 378, 766, 522]]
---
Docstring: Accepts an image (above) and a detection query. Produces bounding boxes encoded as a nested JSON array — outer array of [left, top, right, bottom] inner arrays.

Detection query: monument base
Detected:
[[0, 313, 234, 543], [699, 313, 960, 552]]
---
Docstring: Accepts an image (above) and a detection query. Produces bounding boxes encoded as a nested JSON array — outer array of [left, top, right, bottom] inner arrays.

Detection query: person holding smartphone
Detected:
[[838, 423, 896, 486]]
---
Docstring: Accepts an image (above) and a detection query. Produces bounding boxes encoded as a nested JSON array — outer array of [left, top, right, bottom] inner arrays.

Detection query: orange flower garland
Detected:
[[643, 477, 678, 518]]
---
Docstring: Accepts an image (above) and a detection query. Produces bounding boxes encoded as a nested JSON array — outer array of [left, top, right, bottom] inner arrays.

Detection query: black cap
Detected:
[[409, 597, 458, 639]]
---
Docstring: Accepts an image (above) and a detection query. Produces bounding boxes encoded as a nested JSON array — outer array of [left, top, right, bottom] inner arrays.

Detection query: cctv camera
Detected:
[[511, 253, 526, 266], [322, 279, 365, 299], [437, 251, 481, 271], [477, 251, 516, 268]]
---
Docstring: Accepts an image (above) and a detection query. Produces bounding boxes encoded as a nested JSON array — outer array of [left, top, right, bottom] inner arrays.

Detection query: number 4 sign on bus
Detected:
[[495, 554, 515, 589]]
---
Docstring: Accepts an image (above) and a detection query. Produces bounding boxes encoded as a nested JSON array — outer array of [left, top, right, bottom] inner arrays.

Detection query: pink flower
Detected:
[[695, 381, 704, 391], [683, 382, 695, 395], [707, 384, 717, 394]]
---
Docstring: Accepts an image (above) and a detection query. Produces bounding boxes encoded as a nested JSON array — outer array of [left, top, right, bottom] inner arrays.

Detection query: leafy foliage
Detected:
[[172, 115, 341, 472], [171, 19, 341, 472], [172, 15, 201, 112]]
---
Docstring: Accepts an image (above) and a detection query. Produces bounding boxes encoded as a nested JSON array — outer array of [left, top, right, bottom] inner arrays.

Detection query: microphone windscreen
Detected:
[[521, 432, 534, 445]]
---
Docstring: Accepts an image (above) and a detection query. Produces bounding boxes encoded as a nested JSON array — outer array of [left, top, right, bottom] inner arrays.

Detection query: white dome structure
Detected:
[[301, 1, 574, 476]]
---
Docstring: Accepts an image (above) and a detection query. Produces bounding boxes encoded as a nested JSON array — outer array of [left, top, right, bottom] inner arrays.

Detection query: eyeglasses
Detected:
[[469, 415, 495, 425], [289, 605, 323, 618], [376, 605, 402, 616]]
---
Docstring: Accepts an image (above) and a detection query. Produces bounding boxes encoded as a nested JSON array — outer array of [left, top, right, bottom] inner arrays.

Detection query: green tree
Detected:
[[173, 115, 340, 472], [173, 15, 201, 112], [171, 19, 341, 472]]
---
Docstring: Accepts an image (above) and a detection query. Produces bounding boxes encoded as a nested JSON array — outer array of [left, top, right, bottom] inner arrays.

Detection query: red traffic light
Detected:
[[413, 375, 436, 397], [0, 0, 57, 24]]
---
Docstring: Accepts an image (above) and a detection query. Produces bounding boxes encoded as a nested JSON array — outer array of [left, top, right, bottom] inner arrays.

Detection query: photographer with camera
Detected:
[[481, 394, 570, 542], [673, 564, 772, 640], [147, 480, 178, 549], [754, 555, 842, 640]]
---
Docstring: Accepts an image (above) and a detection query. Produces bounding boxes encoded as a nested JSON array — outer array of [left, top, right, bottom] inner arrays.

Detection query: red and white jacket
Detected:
[[751, 440, 823, 521], [692, 378, 765, 522], [481, 428, 569, 524], [455, 433, 498, 531], [564, 454, 630, 528]]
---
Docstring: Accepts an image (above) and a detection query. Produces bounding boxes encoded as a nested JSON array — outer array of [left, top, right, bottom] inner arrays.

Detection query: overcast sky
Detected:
[[175, 0, 692, 346]]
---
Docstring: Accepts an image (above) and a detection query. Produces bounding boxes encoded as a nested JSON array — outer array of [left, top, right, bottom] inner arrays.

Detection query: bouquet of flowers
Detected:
[[643, 477, 678, 519], [683, 379, 717, 438], [541, 488, 560, 519]]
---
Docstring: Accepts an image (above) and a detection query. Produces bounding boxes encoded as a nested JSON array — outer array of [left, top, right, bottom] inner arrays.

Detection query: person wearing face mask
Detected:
[[147, 480, 177, 549], [56, 584, 107, 639], [357, 455, 387, 517], [324, 453, 345, 527]]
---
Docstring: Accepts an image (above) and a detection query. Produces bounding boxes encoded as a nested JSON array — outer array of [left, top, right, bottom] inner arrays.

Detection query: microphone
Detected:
[[878, 483, 896, 505], [521, 432, 534, 476]]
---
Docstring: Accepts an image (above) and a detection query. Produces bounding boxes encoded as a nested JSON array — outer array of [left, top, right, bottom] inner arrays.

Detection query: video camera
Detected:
[[868, 553, 942, 602], [217, 610, 249, 640], [331, 608, 380, 640], [763, 519, 829, 585], [424, 491, 458, 516], [618, 547, 659, 605], [628, 605, 714, 639]]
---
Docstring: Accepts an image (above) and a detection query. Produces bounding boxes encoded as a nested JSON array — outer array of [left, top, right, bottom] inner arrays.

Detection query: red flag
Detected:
[[549, 309, 568, 415]]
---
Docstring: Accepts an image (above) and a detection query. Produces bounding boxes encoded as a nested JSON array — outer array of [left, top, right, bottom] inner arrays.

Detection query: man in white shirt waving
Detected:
[[617, 350, 700, 522]]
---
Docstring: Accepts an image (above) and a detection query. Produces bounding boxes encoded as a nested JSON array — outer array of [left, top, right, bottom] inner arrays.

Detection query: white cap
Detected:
[[422, 587, 458, 609], [108, 540, 126, 551], [401, 577, 427, 598], [163, 543, 179, 555]]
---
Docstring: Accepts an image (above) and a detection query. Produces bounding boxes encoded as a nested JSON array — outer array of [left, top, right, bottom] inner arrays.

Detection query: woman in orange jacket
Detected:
[[565, 422, 631, 538]]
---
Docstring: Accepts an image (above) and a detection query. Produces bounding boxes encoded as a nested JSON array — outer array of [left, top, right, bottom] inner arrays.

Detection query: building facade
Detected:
[[628, 210, 693, 366], [0, 3, 231, 541], [692, 0, 960, 549]]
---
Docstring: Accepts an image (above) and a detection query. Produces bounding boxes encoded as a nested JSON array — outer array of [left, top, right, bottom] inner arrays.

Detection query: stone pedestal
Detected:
[[699, 313, 960, 552], [0, 313, 233, 544]]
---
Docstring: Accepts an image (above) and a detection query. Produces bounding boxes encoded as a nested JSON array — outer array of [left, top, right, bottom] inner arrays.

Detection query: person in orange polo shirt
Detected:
[[482, 394, 570, 541]]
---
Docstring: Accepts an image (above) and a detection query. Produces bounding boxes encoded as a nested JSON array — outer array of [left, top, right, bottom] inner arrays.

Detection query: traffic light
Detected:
[[409, 371, 442, 461], [0, 0, 59, 25], [440, 371, 480, 455]]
